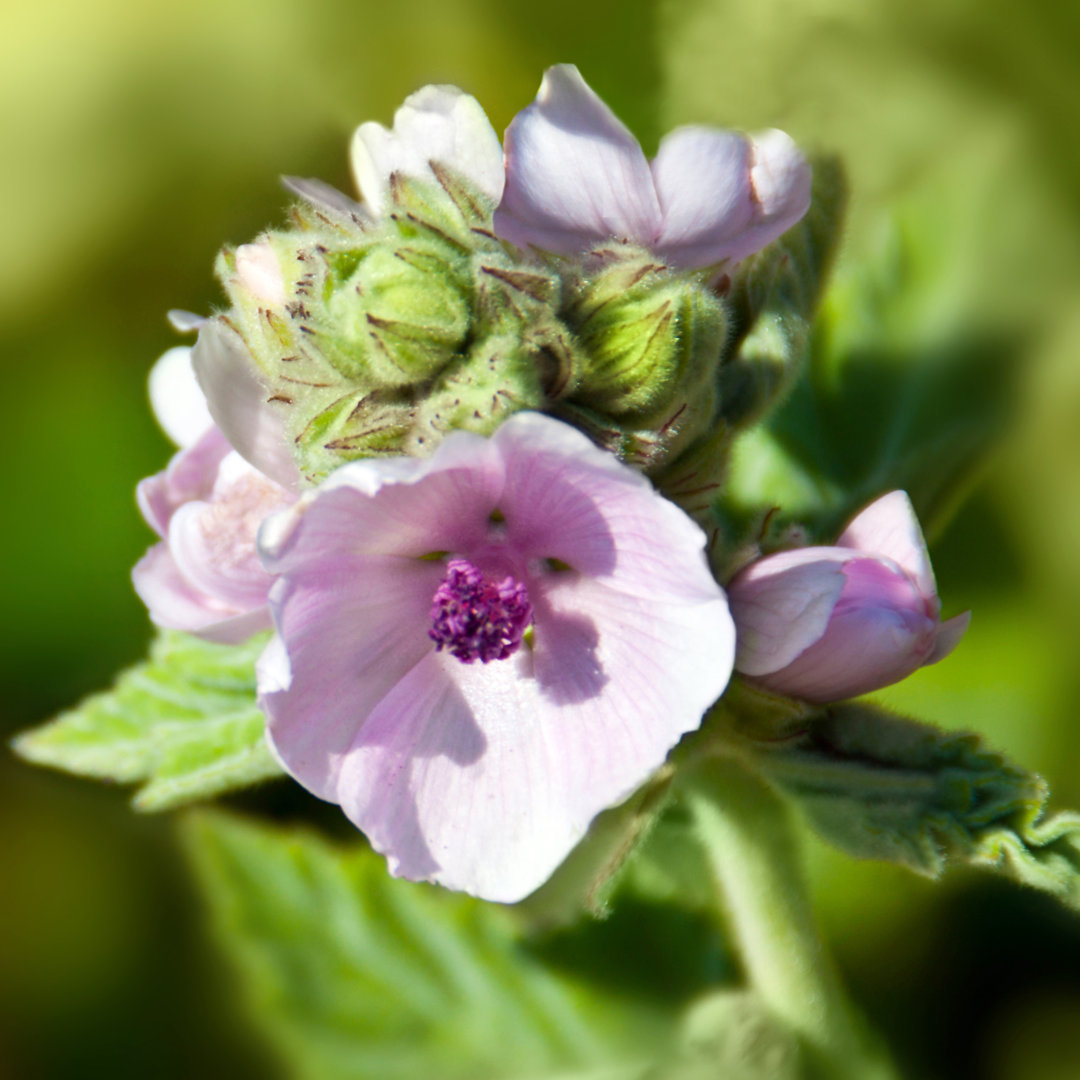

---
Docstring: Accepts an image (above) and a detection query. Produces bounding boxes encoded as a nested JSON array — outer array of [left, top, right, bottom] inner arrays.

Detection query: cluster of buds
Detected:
[[132, 66, 968, 901]]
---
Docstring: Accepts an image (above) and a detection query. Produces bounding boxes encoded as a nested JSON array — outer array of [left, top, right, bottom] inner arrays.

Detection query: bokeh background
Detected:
[[3, 0, 1079, 1077]]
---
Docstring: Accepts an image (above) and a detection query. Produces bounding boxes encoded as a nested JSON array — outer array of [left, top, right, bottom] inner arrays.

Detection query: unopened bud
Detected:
[[728, 491, 970, 703], [568, 253, 727, 419]]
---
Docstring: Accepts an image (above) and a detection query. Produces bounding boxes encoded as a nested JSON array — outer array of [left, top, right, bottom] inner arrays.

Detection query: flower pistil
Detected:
[[429, 558, 533, 664]]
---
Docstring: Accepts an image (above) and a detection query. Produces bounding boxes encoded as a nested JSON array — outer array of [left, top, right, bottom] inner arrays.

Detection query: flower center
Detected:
[[429, 558, 533, 664]]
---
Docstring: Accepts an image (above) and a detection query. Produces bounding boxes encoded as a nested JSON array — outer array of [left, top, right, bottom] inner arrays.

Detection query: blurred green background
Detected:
[[3, 0, 1079, 1077]]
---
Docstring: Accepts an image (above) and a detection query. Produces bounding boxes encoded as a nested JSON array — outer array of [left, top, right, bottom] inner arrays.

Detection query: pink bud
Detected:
[[728, 492, 970, 703], [235, 240, 286, 307]]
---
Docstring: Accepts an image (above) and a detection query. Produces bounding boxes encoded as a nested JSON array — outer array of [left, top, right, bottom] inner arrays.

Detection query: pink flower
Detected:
[[133, 347, 295, 643], [256, 412, 735, 902], [493, 65, 812, 269], [728, 492, 971, 703]]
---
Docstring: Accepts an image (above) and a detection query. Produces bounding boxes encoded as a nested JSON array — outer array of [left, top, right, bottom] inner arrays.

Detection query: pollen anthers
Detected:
[[428, 558, 533, 664]]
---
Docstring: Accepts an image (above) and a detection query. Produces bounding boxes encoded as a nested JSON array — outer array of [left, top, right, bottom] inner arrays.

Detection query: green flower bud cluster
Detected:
[[210, 157, 844, 494], [217, 167, 578, 482]]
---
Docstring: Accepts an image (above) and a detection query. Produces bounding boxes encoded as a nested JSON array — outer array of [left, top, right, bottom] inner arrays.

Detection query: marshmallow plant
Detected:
[[17, 65, 1080, 1080]]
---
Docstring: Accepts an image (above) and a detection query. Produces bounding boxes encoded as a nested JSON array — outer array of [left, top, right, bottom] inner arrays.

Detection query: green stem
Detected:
[[680, 755, 899, 1080]]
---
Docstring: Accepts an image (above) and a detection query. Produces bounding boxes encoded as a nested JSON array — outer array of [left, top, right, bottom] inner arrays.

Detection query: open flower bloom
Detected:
[[728, 491, 971, 703], [257, 412, 735, 902], [493, 65, 812, 269], [133, 346, 295, 643]]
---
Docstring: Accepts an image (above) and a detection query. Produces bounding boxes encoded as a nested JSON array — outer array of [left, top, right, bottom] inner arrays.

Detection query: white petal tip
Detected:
[[167, 309, 207, 333], [925, 610, 971, 665], [148, 346, 213, 448]]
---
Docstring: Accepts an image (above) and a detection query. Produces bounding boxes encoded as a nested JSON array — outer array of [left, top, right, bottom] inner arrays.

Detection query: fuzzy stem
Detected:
[[681, 755, 899, 1080]]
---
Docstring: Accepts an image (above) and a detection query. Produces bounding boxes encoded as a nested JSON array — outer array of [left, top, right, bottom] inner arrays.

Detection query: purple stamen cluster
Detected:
[[429, 558, 534, 664]]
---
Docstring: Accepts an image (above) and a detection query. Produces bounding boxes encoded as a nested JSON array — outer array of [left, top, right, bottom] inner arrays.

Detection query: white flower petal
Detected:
[[190, 320, 300, 492], [258, 430, 504, 565], [651, 127, 755, 266], [136, 426, 231, 537], [235, 241, 286, 307], [493, 64, 661, 255], [166, 309, 207, 334], [281, 175, 373, 225], [491, 412, 721, 602], [132, 543, 272, 643], [148, 346, 214, 448], [167, 452, 287, 611], [262, 554, 445, 801], [350, 85, 503, 217]]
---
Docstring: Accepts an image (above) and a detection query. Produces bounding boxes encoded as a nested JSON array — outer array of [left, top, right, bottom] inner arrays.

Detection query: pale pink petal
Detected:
[[491, 413, 721, 601], [148, 346, 214, 448], [261, 554, 445, 800], [350, 85, 504, 217], [235, 241, 286, 307], [839, 490, 937, 605], [190, 320, 301, 492], [925, 610, 971, 665], [166, 309, 207, 333], [132, 543, 272, 643], [328, 559, 732, 902], [651, 127, 756, 267], [281, 176, 372, 225], [258, 430, 504, 565], [493, 64, 661, 255], [193, 607, 275, 645], [757, 591, 936, 704], [728, 548, 853, 676], [720, 129, 813, 263], [136, 426, 231, 537], [167, 453, 290, 611]]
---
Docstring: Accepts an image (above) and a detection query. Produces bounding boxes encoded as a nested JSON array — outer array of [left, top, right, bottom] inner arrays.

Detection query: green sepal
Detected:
[[641, 160, 846, 521], [12, 631, 281, 811], [566, 254, 726, 420], [719, 155, 849, 431], [718, 177, 1016, 545], [184, 810, 664, 1080], [740, 702, 1080, 907]]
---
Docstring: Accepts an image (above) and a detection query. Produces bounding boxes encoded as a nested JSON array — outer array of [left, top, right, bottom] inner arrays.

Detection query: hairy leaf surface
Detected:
[[13, 631, 280, 810], [185, 812, 663, 1080]]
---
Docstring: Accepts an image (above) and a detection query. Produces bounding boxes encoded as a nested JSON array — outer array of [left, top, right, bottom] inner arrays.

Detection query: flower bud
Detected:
[[727, 491, 970, 703], [235, 240, 287, 307], [326, 239, 471, 386], [568, 252, 726, 420], [199, 166, 588, 482]]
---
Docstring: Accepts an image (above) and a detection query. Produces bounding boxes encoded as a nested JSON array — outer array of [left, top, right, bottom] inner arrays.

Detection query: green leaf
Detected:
[[184, 811, 664, 1080], [12, 631, 281, 811], [745, 703, 1080, 907]]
